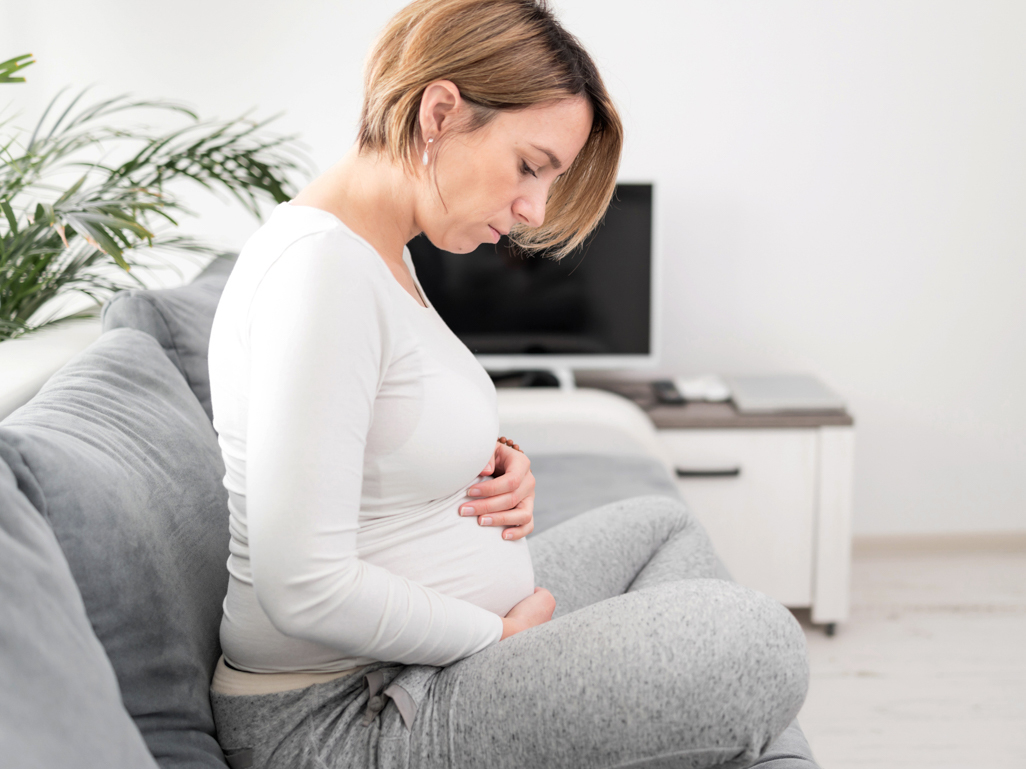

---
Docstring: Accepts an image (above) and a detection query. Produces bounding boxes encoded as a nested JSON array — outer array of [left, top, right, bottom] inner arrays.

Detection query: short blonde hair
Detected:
[[358, 0, 623, 260]]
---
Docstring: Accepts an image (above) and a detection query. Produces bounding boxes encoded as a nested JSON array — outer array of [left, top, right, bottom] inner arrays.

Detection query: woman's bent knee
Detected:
[[622, 578, 810, 760], [702, 581, 810, 757]]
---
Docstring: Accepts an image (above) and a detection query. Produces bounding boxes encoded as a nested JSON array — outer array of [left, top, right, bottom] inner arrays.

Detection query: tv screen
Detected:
[[407, 183, 652, 359]]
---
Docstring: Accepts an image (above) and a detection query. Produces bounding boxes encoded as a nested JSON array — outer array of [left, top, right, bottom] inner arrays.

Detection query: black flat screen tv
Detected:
[[407, 183, 654, 373]]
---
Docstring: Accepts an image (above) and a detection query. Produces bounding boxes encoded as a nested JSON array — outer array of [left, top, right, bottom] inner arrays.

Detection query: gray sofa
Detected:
[[0, 255, 818, 768]]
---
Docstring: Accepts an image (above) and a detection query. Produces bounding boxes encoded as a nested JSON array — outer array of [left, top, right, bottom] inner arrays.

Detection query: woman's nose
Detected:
[[512, 190, 546, 229]]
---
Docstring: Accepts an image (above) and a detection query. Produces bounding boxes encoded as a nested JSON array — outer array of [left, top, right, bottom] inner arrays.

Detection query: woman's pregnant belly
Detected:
[[356, 485, 535, 617]]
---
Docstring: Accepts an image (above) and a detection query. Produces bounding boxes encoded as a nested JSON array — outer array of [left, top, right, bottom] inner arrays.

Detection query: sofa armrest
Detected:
[[497, 388, 672, 472]]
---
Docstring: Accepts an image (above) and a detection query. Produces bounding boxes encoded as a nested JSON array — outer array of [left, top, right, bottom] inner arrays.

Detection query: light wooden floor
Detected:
[[794, 537, 1026, 768]]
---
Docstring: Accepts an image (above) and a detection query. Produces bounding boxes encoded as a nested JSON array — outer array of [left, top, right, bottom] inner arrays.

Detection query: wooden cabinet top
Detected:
[[581, 380, 855, 430]]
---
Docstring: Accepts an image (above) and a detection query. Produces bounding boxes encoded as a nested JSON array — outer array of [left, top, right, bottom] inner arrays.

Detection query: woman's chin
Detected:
[[445, 235, 485, 254]]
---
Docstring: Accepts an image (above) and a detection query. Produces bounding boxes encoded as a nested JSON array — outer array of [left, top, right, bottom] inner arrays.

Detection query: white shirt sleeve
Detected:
[[243, 232, 503, 666]]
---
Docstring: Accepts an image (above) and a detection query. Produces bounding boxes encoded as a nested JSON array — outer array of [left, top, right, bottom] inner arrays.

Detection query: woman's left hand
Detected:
[[459, 441, 535, 540]]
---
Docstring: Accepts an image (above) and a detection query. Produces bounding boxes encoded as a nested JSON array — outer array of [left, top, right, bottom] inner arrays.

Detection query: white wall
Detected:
[[6, 1, 1025, 536]]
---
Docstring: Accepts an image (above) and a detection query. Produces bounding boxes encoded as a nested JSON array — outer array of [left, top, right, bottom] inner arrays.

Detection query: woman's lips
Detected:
[[488, 225, 501, 244]]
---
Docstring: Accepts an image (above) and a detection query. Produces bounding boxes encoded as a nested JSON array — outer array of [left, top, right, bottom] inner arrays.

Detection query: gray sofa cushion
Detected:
[[0, 328, 230, 769], [0, 459, 159, 769], [101, 254, 236, 421], [529, 453, 680, 535]]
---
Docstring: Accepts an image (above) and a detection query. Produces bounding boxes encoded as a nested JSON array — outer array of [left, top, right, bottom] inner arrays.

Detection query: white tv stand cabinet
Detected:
[[496, 382, 854, 634]]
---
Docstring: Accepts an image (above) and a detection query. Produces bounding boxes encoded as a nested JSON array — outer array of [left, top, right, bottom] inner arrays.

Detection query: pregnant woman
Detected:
[[207, 1, 812, 767]]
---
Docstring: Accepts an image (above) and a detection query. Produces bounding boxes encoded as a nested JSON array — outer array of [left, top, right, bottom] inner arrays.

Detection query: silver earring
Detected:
[[422, 137, 434, 166]]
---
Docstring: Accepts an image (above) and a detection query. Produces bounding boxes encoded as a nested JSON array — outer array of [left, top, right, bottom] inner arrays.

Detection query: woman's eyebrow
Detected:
[[530, 144, 562, 170]]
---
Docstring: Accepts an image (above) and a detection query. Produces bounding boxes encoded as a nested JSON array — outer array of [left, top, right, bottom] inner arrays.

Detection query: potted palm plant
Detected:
[[0, 53, 310, 341]]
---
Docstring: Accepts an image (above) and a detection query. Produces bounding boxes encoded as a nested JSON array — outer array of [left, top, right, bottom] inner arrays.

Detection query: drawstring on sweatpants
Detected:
[[360, 667, 419, 730]]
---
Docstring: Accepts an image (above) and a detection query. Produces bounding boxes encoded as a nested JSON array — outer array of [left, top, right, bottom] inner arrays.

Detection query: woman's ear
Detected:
[[418, 80, 462, 142]]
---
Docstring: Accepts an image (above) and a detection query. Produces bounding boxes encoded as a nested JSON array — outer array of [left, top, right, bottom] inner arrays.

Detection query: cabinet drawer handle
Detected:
[[675, 467, 742, 478]]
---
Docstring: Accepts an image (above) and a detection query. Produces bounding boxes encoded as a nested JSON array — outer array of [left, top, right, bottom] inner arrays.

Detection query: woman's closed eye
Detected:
[[519, 160, 538, 178]]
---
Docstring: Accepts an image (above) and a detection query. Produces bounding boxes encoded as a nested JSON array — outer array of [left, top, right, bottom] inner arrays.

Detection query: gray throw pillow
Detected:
[[0, 328, 230, 769], [101, 254, 236, 421], [0, 459, 159, 769]]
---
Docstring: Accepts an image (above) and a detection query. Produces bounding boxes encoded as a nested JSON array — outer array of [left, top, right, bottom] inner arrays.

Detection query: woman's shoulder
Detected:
[[250, 203, 387, 273], [231, 203, 395, 298], [215, 204, 398, 337]]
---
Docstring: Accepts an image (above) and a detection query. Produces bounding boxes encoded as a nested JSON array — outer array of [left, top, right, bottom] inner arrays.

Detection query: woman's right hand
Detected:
[[501, 587, 556, 640]]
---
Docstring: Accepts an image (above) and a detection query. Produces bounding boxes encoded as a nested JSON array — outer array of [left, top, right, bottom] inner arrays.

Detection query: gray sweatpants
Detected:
[[211, 496, 811, 769]]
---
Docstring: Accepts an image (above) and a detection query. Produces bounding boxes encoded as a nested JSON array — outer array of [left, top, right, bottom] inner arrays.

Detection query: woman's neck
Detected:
[[290, 146, 421, 268]]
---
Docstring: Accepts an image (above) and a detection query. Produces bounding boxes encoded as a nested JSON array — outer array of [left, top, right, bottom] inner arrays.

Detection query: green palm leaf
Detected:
[[0, 86, 313, 340], [0, 54, 34, 85]]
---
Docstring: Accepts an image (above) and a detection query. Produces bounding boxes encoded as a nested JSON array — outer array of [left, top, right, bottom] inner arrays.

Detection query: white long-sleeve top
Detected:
[[208, 202, 534, 673]]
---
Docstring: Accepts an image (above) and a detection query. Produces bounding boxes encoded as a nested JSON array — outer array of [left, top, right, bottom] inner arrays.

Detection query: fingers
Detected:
[[478, 449, 497, 478], [459, 472, 536, 517], [459, 495, 532, 523], [462, 444, 536, 541], [468, 445, 530, 498], [460, 489, 522, 517], [502, 517, 534, 541], [465, 505, 532, 529], [467, 463, 533, 500], [463, 497, 535, 540]]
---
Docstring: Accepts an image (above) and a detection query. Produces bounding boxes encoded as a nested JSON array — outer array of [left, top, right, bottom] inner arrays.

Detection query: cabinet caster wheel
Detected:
[[825, 623, 837, 637]]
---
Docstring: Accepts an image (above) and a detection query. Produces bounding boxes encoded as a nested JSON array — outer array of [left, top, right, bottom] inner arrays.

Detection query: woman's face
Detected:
[[416, 95, 593, 254]]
